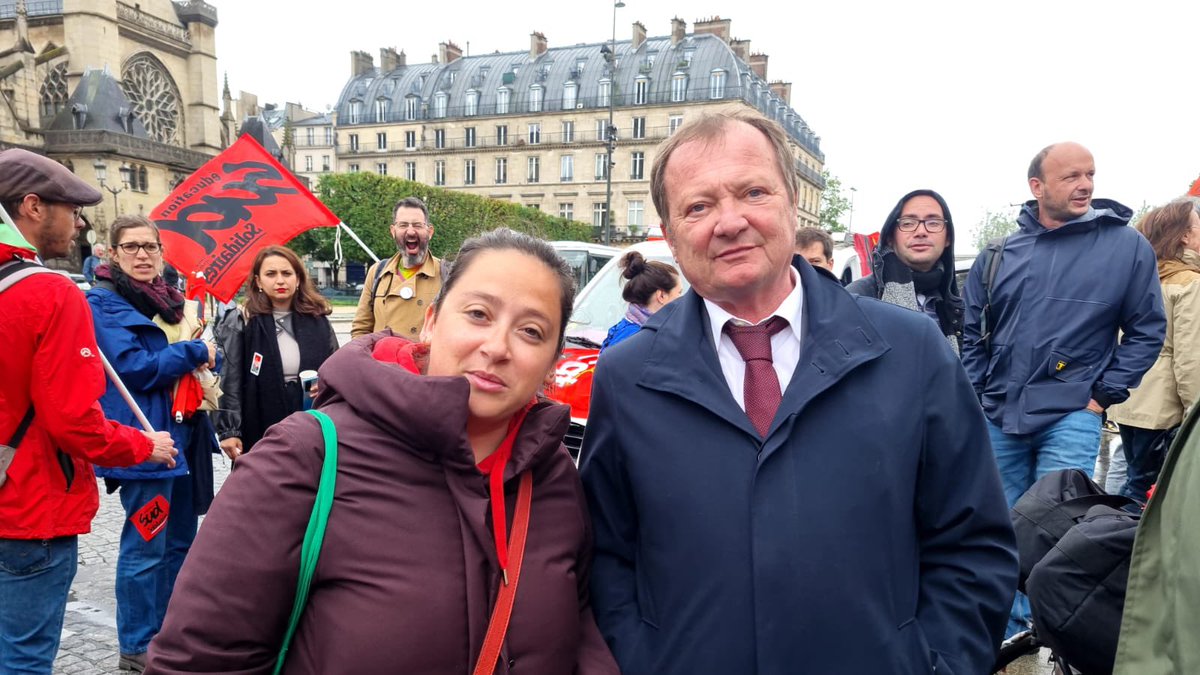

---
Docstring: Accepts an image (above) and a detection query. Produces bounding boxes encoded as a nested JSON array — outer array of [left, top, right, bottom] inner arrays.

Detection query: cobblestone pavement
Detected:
[[53, 460, 232, 674]]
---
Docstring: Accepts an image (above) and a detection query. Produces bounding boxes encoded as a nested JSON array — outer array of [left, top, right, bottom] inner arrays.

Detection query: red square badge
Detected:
[[130, 494, 170, 541]]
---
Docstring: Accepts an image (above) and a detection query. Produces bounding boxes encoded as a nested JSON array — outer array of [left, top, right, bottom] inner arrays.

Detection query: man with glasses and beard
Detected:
[[847, 190, 964, 355], [351, 197, 445, 339]]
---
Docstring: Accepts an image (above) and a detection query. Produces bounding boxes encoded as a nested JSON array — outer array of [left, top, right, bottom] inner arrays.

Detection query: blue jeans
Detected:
[[1118, 425, 1174, 506], [0, 536, 78, 674], [988, 409, 1103, 637], [115, 475, 197, 655]]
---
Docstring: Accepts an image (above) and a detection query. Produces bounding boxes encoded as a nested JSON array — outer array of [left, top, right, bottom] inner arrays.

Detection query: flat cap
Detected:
[[0, 148, 103, 206]]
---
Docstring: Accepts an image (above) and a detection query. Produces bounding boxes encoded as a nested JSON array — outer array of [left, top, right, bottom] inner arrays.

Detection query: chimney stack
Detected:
[[670, 17, 686, 47], [439, 41, 463, 64], [693, 16, 731, 43], [768, 80, 791, 105], [351, 50, 375, 77], [632, 21, 647, 51], [730, 38, 750, 61], [530, 31, 548, 58], [749, 52, 768, 80], [380, 47, 400, 72]]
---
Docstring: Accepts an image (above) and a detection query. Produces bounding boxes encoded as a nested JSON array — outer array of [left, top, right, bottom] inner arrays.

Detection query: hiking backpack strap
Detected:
[[979, 235, 1010, 355]]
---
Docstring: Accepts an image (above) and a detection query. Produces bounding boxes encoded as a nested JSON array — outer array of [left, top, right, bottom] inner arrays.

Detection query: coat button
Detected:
[[409, 326, 417, 334], [417, 299, 423, 306], [508, 658, 516, 668]]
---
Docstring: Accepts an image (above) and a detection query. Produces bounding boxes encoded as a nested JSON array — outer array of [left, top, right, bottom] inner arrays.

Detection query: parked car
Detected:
[[549, 241, 620, 297], [550, 240, 684, 456]]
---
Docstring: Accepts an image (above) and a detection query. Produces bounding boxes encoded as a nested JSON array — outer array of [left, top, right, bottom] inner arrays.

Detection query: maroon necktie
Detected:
[[724, 316, 789, 438]]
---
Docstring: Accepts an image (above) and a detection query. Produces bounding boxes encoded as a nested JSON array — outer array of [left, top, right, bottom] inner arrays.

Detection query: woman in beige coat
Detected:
[[1108, 197, 1200, 505]]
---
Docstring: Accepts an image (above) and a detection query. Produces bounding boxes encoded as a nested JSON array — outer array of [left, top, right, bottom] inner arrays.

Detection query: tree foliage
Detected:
[[972, 208, 1020, 250], [818, 170, 850, 232], [289, 172, 591, 269]]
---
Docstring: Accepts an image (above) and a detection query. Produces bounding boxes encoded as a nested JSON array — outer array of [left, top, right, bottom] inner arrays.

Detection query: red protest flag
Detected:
[[1189, 175, 1200, 197], [152, 135, 339, 302], [852, 231, 880, 276]]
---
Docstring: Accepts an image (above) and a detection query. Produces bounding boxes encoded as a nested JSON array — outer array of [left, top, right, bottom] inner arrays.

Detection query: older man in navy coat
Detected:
[[580, 111, 1017, 675]]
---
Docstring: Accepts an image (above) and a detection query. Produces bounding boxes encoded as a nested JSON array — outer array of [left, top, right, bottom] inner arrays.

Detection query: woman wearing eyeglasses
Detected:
[[845, 189, 965, 355], [213, 245, 338, 457], [86, 215, 220, 671]]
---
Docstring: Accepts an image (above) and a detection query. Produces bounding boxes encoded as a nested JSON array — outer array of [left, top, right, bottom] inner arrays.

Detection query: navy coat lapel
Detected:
[[636, 260, 892, 447]]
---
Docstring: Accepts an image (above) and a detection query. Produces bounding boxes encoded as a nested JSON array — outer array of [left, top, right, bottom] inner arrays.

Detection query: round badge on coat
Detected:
[[400, 286, 415, 300]]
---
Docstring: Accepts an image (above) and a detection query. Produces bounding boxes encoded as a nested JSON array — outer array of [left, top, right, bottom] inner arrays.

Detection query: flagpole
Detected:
[[98, 348, 156, 432], [337, 221, 380, 263]]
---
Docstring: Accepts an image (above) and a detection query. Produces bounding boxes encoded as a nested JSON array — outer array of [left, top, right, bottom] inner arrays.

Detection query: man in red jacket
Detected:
[[0, 149, 177, 674]]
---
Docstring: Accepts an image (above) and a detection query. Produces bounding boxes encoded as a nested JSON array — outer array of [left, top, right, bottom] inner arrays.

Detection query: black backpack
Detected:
[[1026, 504, 1139, 675], [1010, 468, 1136, 592]]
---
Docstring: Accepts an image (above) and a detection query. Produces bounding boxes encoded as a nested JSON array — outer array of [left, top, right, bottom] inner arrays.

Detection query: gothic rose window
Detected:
[[121, 54, 182, 145]]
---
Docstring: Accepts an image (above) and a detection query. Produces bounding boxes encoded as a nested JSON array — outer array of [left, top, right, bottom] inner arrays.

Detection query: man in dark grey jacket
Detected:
[[847, 189, 964, 354], [962, 141, 1166, 636]]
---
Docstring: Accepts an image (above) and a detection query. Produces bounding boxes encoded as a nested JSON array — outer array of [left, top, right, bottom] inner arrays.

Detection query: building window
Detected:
[[527, 156, 540, 183], [376, 162, 387, 175], [529, 85, 543, 112], [375, 98, 389, 122], [595, 153, 608, 180], [465, 127, 476, 148], [631, 151, 645, 179], [496, 88, 511, 114], [349, 163, 360, 172], [669, 115, 684, 135], [560, 155, 574, 182], [349, 133, 360, 152], [348, 100, 362, 124], [405, 131, 416, 149], [495, 157, 507, 184], [465, 159, 476, 185], [405, 161, 417, 181], [632, 117, 645, 139], [635, 77, 649, 105], [593, 202, 608, 228], [496, 125, 508, 146], [710, 70, 726, 99], [434, 93, 448, 118], [671, 74, 687, 102], [376, 132, 387, 150], [561, 120, 574, 142], [527, 203, 540, 211], [598, 80, 611, 107], [595, 119, 607, 141], [528, 123, 541, 144], [306, 127, 314, 145], [324, 127, 332, 145], [405, 96, 419, 121], [562, 83, 577, 110], [434, 160, 446, 186], [628, 200, 644, 229], [435, 129, 445, 149], [304, 155, 313, 172], [322, 155, 330, 171], [465, 90, 479, 116], [559, 203, 574, 220]]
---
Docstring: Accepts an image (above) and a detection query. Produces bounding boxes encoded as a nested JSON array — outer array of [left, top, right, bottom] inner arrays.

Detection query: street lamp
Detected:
[[601, 0, 625, 245], [848, 186, 857, 230], [93, 159, 132, 234]]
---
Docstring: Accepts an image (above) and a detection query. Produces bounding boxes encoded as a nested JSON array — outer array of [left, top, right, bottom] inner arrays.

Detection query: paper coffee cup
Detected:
[[300, 370, 319, 388]]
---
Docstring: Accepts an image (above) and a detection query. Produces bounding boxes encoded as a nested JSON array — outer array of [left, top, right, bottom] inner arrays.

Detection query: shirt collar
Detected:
[[703, 267, 803, 347]]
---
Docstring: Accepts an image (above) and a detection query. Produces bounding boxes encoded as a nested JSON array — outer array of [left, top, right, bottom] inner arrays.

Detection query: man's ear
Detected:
[[1029, 177, 1044, 200]]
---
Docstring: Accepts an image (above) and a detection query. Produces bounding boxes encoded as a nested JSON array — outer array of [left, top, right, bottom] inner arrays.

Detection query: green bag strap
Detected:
[[274, 409, 339, 675]]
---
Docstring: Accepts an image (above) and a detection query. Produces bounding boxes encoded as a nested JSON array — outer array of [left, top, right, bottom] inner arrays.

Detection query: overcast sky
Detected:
[[215, 0, 1200, 251]]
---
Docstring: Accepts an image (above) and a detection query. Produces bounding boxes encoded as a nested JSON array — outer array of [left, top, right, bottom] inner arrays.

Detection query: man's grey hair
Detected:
[[392, 196, 429, 223]]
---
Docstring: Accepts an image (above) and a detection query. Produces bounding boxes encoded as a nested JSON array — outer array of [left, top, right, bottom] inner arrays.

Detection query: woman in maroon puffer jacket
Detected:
[[146, 229, 618, 674]]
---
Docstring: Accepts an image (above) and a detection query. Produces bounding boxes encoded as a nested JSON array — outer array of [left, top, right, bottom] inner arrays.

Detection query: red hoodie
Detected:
[[0, 243, 151, 539]]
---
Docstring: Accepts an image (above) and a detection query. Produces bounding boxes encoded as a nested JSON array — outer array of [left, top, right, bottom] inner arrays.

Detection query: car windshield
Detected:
[[566, 248, 686, 346]]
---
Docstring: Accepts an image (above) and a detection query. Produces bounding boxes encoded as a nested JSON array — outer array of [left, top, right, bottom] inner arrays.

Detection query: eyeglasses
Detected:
[[896, 217, 947, 233], [117, 242, 163, 255], [393, 221, 428, 231]]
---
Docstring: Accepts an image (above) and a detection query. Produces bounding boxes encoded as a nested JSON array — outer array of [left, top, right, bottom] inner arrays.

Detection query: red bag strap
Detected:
[[472, 470, 533, 675]]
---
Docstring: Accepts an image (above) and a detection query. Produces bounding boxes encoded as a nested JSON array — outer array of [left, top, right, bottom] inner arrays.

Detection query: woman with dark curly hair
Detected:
[[600, 249, 681, 354], [213, 245, 338, 456]]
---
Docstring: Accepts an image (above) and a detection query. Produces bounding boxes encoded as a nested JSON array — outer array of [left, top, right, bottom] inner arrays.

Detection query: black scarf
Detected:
[[241, 312, 335, 450], [911, 264, 944, 295], [95, 263, 184, 323]]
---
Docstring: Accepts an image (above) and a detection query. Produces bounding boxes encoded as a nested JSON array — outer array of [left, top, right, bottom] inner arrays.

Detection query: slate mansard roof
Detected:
[[334, 32, 822, 158]]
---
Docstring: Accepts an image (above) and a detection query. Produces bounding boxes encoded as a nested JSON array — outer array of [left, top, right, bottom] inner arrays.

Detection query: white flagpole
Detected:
[[337, 221, 380, 263], [97, 348, 155, 432]]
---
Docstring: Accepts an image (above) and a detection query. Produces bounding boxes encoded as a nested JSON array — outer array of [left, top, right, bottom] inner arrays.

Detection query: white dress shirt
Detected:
[[703, 269, 804, 412]]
